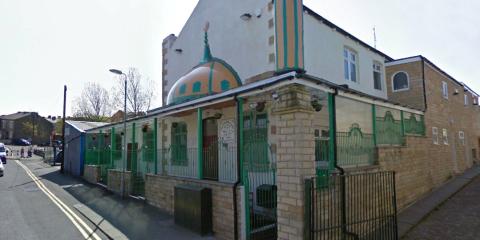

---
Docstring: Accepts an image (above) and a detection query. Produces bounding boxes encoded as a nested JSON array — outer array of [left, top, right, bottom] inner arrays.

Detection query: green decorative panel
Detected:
[[376, 110, 405, 146], [404, 113, 426, 136], [337, 124, 376, 167]]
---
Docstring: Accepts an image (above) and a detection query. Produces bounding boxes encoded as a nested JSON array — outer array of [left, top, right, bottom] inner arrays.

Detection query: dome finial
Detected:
[[202, 22, 213, 63]]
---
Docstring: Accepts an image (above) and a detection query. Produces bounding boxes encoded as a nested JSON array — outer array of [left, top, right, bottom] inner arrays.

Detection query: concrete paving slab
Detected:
[[398, 165, 480, 238], [74, 203, 128, 240]]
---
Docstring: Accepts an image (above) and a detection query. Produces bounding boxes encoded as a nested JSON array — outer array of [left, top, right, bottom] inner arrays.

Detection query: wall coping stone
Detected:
[[145, 174, 236, 188]]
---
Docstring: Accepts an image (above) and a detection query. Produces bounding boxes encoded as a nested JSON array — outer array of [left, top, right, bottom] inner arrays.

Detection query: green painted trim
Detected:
[[328, 93, 336, 170], [400, 110, 405, 136], [154, 118, 158, 174], [208, 62, 215, 94], [111, 127, 115, 168], [197, 108, 203, 179], [132, 122, 137, 173], [282, 0, 288, 69], [372, 105, 377, 146], [238, 98, 244, 183], [274, 0, 279, 71], [293, 0, 299, 69], [213, 58, 243, 86], [301, 0, 305, 69]]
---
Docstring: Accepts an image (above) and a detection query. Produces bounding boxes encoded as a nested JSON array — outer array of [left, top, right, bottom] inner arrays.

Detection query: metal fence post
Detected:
[[304, 178, 313, 240]]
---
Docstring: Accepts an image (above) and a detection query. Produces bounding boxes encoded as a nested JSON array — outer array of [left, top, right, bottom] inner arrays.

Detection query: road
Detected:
[[0, 156, 107, 240], [403, 176, 480, 240]]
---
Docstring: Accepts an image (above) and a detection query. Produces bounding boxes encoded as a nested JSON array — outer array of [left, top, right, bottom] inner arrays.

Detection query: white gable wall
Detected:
[[163, 0, 275, 101], [303, 13, 389, 99]]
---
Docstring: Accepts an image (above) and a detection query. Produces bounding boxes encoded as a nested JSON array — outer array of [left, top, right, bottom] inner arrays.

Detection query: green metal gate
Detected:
[[131, 121, 157, 197], [85, 132, 113, 184], [243, 112, 277, 240]]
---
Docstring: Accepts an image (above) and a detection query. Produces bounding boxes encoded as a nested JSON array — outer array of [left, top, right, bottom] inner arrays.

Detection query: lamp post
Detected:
[[109, 69, 127, 198]]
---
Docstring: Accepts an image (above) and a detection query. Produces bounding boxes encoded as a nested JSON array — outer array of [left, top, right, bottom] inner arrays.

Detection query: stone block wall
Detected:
[[377, 136, 432, 210], [385, 60, 426, 111], [83, 165, 101, 184], [145, 175, 242, 240], [386, 59, 480, 199], [107, 169, 132, 196], [271, 85, 316, 240]]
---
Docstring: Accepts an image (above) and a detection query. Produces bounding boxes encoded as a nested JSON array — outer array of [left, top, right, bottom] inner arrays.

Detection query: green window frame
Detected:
[[243, 112, 269, 169], [220, 80, 230, 91], [179, 84, 187, 95], [142, 129, 155, 162], [171, 122, 188, 166], [192, 81, 202, 93]]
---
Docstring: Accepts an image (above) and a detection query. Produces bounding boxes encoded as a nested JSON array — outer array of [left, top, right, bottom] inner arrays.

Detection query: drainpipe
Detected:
[[329, 89, 358, 240], [232, 95, 243, 240]]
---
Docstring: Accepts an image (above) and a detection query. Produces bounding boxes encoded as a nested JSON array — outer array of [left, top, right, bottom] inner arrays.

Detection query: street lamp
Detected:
[[110, 68, 127, 198]]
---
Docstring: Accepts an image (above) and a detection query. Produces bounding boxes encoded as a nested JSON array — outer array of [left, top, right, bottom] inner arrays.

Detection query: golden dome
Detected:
[[166, 26, 242, 105]]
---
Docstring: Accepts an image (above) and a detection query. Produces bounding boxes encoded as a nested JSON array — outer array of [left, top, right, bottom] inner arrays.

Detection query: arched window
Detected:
[[220, 80, 230, 91], [192, 82, 201, 93], [179, 84, 187, 95], [392, 72, 409, 91]]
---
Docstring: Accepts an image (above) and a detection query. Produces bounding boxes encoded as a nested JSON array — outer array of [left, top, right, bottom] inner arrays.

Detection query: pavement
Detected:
[[1, 151, 216, 240], [398, 164, 480, 239]]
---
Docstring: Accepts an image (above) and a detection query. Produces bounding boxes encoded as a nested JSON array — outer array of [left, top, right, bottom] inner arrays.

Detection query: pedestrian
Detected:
[[20, 148, 24, 158]]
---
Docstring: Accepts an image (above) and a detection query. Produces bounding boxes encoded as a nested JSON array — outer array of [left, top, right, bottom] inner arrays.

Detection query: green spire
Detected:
[[202, 22, 213, 63]]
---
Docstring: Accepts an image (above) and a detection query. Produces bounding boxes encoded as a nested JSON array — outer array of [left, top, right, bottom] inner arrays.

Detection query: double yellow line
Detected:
[[16, 160, 102, 240]]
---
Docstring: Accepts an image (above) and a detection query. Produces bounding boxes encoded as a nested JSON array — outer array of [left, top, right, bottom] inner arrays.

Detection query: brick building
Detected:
[[77, 1, 479, 240], [0, 112, 55, 145]]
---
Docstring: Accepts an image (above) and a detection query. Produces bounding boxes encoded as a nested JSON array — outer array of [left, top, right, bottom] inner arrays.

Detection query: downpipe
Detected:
[[232, 95, 242, 240], [331, 89, 359, 240]]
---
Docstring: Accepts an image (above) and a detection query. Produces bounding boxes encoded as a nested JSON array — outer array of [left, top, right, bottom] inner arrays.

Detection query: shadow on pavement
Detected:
[[39, 170, 214, 240]]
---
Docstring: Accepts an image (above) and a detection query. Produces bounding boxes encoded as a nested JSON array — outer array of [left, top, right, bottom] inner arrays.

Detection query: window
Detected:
[[179, 84, 187, 95], [432, 127, 439, 145], [465, 94, 469, 106], [220, 80, 230, 91], [192, 82, 201, 93], [459, 131, 465, 145], [344, 48, 357, 82], [243, 113, 269, 167], [443, 128, 448, 145], [373, 62, 383, 90], [171, 122, 188, 166], [442, 81, 448, 99], [392, 72, 409, 91]]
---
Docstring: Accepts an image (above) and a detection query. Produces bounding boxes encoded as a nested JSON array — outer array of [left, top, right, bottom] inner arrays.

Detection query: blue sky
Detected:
[[1, 0, 479, 116]]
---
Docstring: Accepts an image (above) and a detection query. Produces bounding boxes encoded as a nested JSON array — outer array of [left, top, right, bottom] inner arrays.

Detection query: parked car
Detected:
[[13, 138, 31, 146], [52, 150, 63, 166], [0, 143, 6, 164], [0, 160, 4, 177]]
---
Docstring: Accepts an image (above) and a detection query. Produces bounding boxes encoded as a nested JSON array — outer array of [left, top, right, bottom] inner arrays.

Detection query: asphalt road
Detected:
[[0, 157, 107, 240]]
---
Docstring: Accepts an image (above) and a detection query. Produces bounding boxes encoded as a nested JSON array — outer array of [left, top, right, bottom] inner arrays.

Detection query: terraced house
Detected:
[[76, 1, 480, 240]]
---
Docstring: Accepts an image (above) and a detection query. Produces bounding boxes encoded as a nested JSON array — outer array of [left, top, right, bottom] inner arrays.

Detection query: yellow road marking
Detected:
[[15, 160, 102, 240]]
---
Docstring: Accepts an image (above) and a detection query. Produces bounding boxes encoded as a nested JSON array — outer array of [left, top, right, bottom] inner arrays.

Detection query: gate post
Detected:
[[273, 85, 316, 240]]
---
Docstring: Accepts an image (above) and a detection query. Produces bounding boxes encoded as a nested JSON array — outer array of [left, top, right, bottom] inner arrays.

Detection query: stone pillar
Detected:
[[273, 85, 316, 240]]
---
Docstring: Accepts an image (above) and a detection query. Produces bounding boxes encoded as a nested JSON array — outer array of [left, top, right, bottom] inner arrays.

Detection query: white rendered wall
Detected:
[[303, 14, 389, 99], [163, 0, 275, 100]]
